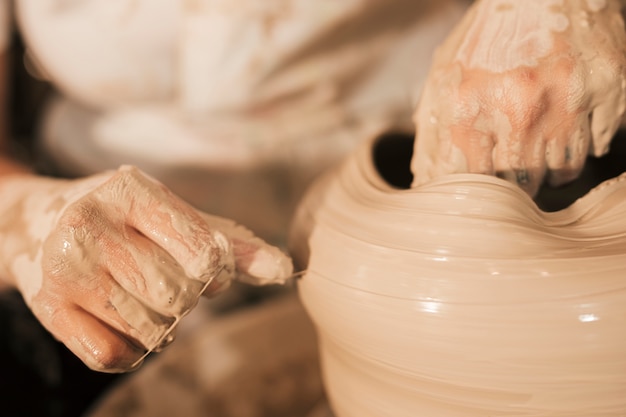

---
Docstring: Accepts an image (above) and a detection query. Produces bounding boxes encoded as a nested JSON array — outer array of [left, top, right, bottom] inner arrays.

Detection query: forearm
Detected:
[[476, 0, 622, 10], [0, 160, 17, 289], [0, 169, 26, 291], [0, 168, 38, 291], [0, 41, 31, 290], [0, 154, 32, 175], [0, 148, 40, 287]]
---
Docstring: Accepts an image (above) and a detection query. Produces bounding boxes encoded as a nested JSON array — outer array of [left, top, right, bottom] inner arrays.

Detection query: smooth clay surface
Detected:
[[290, 136, 626, 417]]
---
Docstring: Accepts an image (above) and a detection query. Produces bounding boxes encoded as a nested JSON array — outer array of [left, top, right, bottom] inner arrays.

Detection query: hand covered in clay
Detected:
[[0, 166, 292, 372], [411, 0, 626, 196]]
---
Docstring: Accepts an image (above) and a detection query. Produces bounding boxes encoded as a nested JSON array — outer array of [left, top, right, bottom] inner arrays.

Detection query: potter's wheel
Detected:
[[84, 293, 333, 417]]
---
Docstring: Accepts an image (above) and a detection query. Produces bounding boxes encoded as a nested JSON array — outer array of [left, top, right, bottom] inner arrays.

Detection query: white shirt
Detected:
[[14, 0, 468, 240]]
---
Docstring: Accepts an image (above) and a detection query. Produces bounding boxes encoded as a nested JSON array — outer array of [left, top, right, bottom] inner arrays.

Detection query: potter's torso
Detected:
[[13, 0, 468, 238]]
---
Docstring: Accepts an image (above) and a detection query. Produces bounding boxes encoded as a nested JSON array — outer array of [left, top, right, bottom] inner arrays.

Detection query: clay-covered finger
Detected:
[[198, 212, 293, 290], [495, 130, 550, 197], [101, 225, 209, 317], [411, 120, 460, 187], [95, 166, 234, 283], [41, 203, 197, 356], [34, 302, 146, 373], [589, 100, 623, 158], [75, 279, 176, 352], [545, 113, 590, 187]]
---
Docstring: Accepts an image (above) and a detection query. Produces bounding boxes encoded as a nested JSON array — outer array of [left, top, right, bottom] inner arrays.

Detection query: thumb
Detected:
[[198, 212, 294, 291]]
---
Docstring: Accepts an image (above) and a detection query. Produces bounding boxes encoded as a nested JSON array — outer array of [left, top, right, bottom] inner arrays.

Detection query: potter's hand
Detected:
[[0, 166, 292, 372], [411, 0, 626, 196]]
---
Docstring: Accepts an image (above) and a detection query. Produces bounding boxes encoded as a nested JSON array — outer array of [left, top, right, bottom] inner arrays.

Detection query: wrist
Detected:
[[0, 174, 69, 295]]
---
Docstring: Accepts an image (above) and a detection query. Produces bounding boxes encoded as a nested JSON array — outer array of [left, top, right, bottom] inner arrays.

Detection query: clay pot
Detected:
[[290, 134, 626, 417]]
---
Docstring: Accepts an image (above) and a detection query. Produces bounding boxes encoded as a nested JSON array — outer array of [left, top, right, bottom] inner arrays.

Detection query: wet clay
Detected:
[[290, 136, 626, 416], [0, 166, 292, 372], [411, 0, 626, 196]]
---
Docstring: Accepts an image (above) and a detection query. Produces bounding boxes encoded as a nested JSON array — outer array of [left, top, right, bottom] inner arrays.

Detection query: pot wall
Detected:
[[291, 135, 626, 417]]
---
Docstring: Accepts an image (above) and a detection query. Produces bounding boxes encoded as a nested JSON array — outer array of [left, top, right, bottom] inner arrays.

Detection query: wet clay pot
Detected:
[[289, 134, 626, 417]]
